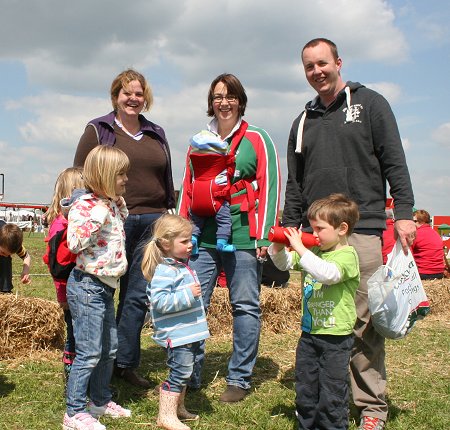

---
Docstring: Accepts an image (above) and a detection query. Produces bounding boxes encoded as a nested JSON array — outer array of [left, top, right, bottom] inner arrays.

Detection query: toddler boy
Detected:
[[269, 193, 360, 429]]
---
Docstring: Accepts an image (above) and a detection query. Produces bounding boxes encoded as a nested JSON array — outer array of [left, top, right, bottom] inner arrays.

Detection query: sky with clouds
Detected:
[[0, 0, 449, 217]]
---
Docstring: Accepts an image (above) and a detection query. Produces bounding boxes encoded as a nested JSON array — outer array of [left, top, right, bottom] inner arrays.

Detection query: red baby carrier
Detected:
[[187, 121, 248, 217]]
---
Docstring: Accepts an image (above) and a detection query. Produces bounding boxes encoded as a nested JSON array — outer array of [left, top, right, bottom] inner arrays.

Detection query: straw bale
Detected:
[[207, 284, 302, 337], [422, 278, 450, 316], [206, 278, 450, 337], [0, 295, 64, 360]]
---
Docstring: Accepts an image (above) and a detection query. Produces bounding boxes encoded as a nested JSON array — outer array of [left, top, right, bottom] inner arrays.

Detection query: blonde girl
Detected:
[[63, 146, 131, 430], [142, 214, 209, 430], [44, 167, 84, 390]]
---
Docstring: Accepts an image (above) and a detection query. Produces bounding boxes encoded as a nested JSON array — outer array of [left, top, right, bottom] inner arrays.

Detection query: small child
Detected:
[[0, 221, 31, 292], [142, 213, 210, 430], [63, 146, 131, 430], [43, 166, 84, 390], [185, 130, 236, 255], [268, 193, 360, 430]]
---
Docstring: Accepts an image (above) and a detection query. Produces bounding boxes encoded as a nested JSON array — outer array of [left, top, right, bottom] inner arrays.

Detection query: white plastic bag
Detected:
[[368, 239, 430, 339]]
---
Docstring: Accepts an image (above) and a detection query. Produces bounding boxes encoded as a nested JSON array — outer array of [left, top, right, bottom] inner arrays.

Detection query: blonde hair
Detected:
[[45, 167, 84, 225], [110, 69, 153, 112], [83, 146, 130, 199], [307, 193, 360, 235], [141, 214, 193, 280]]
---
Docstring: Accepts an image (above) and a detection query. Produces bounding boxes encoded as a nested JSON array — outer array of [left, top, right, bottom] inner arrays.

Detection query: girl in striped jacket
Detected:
[[142, 214, 209, 430]]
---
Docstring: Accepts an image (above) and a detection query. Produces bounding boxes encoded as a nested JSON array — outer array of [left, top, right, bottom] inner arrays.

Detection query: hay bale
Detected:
[[208, 284, 302, 336], [206, 278, 450, 337], [0, 295, 64, 360], [422, 278, 450, 316]]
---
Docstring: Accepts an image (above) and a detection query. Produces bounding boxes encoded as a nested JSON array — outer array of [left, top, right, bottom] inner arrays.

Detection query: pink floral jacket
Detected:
[[67, 193, 128, 289]]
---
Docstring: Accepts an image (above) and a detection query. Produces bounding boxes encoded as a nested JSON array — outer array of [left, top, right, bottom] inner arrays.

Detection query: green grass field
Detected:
[[0, 234, 449, 429]]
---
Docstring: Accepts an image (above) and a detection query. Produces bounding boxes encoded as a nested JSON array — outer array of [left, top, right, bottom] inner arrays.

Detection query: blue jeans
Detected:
[[163, 342, 202, 393], [188, 248, 262, 390], [295, 332, 354, 430], [66, 269, 117, 416], [116, 212, 162, 369]]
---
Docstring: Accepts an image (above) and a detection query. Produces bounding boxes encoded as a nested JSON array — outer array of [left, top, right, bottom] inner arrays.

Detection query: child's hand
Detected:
[[284, 227, 307, 256], [20, 271, 31, 285], [115, 196, 126, 209], [190, 282, 201, 298]]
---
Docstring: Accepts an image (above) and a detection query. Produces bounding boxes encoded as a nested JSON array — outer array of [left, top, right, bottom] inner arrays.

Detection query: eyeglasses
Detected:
[[213, 94, 238, 103]]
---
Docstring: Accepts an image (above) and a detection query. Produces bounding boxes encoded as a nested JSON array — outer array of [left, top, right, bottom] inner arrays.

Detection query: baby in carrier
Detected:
[[188, 130, 236, 255]]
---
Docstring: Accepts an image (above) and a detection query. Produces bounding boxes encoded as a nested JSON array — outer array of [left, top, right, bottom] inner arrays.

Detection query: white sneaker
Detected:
[[63, 412, 106, 430], [88, 401, 131, 419]]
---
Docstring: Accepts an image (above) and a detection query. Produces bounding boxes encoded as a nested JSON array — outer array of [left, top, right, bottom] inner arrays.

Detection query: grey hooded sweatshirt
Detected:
[[282, 81, 414, 231]]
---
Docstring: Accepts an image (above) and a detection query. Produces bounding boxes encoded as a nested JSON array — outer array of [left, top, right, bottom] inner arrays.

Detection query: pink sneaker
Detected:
[[88, 401, 131, 419], [63, 412, 106, 430]]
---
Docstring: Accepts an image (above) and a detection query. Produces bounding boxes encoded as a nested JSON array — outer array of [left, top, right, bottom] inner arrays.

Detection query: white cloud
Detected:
[[365, 82, 402, 104], [401, 137, 411, 151], [1, 0, 449, 215], [432, 122, 450, 147]]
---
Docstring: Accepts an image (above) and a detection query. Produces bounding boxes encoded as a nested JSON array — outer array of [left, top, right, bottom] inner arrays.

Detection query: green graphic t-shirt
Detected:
[[291, 246, 360, 335]]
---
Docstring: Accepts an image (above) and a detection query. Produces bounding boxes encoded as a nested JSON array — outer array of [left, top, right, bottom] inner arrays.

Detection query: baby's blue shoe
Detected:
[[216, 238, 236, 252], [191, 235, 199, 256]]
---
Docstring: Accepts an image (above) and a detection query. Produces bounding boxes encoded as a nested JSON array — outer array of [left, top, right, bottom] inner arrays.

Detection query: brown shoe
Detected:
[[117, 368, 151, 389], [219, 385, 248, 403]]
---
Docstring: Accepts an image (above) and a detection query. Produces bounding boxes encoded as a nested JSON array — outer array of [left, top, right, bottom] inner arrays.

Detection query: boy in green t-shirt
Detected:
[[269, 193, 360, 430]]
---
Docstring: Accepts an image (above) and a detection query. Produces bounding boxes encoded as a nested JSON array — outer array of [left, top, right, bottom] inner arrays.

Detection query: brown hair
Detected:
[[307, 193, 359, 235], [302, 38, 339, 61], [207, 73, 247, 117], [0, 223, 23, 254], [110, 69, 153, 112], [413, 209, 431, 224]]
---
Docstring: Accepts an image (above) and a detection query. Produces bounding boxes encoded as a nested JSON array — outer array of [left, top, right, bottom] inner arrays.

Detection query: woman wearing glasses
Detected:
[[178, 73, 281, 402]]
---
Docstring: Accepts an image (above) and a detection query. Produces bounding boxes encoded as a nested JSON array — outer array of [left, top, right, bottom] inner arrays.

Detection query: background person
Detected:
[[412, 209, 445, 280], [74, 69, 176, 388], [282, 38, 415, 430], [178, 73, 281, 402], [43, 167, 84, 391], [0, 222, 31, 292]]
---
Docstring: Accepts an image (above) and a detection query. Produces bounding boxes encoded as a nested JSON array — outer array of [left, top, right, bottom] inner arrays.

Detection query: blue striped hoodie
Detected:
[[147, 258, 210, 348]]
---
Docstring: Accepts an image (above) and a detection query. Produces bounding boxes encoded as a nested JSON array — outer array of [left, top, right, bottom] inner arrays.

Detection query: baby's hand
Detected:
[[190, 282, 201, 298]]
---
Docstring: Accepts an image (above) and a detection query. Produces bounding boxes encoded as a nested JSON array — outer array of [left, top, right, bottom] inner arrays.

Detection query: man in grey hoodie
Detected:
[[283, 38, 416, 430]]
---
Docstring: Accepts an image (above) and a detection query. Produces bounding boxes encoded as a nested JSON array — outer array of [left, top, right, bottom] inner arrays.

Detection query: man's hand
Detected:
[[394, 219, 416, 254]]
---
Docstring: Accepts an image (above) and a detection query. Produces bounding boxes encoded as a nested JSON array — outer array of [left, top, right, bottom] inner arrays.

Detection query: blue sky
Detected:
[[0, 0, 449, 217]]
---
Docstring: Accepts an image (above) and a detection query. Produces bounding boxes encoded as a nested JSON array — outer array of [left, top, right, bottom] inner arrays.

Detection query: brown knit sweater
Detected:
[[74, 124, 169, 214]]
